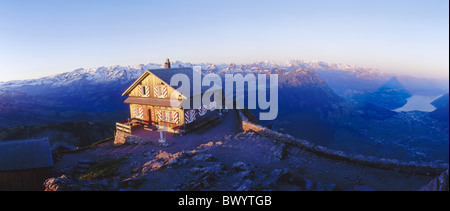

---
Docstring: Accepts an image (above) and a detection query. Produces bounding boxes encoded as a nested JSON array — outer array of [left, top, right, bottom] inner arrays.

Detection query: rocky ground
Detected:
[[45, 129, 438, 191]]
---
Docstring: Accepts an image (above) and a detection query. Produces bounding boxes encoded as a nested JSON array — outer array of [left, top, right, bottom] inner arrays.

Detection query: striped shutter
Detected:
[[134, 107, 144, 119], [209, 101, 216, 111], [144, 86, 151, 97], [198, 105, 207, 116], [154, 86, 159, 98], [154, 85, 168, 98], [158, 110, 163, 121], [161, 86, 168, 98], [172, 112, 179, 124], [138, 85, 143, 97], [185, 110, 196, 124], [157, 110, 179, 124], [138, 86, 150, 97]]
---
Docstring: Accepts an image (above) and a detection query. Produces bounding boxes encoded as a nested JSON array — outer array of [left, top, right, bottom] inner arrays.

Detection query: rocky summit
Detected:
[[44, 112, 445, 191]]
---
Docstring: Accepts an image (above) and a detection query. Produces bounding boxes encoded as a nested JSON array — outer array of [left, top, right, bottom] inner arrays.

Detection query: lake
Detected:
[[394, 94, 444, 112]]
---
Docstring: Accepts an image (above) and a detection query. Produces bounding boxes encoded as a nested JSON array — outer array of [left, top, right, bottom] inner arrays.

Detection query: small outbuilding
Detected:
[[0, 137, 54, 191]]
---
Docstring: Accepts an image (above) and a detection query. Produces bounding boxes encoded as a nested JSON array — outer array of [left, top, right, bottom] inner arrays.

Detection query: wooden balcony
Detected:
[[116, 118, 144, 134]]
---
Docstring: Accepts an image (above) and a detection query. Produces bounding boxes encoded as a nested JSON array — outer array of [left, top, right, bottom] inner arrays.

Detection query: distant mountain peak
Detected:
[[381, 77, 406, 90]]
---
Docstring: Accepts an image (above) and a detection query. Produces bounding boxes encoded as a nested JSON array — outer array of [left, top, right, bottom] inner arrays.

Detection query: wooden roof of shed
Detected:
[[0, 137, 54, 171]]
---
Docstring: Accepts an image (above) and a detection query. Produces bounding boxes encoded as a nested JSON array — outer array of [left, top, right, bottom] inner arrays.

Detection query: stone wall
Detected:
[[114, 130, 150, 145], [114, 130, 127, 145], [420, 169, 449, 191], [236, 110, 449, 176]]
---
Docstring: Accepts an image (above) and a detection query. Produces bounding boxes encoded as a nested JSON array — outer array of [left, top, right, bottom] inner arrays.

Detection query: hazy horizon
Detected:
[[0, 0, 448, 82], [0, 58, 449, 83]]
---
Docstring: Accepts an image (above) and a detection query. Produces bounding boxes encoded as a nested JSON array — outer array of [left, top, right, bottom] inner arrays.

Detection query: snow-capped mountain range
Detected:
[[0, 63, 161, 89], [1, 59, 448, 101], [0, 59, 395, 129], [0, 60, 387, 91]]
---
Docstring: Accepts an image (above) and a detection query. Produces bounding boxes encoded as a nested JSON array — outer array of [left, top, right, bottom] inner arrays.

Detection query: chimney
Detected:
[[165, 58, 171, 69]]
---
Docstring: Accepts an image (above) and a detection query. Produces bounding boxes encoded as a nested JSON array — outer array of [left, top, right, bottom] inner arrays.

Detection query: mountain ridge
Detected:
[[2, 60, 446, 100], [0, 60, 394, 90], [0, 59, 447, 165]]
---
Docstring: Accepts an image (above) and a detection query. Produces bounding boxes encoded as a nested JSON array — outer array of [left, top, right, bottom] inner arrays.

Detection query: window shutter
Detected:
[[185, 110, 196, 124], [138, 85, 143, 97], [134, 107, 144, 119], [154, 85, 160, 97], [158, 110, 163, 121], [161, 86, 168, 98], [172, 112, 179, 124], [144, 86, 150, 97], [153, 85, 168, 98], [198, 105, 207, 116], [162, 110, 167, 121], [209, 101, 216, 111]]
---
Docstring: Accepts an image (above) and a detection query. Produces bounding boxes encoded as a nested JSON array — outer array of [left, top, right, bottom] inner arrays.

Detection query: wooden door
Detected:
[[143, 109, 151, 125]]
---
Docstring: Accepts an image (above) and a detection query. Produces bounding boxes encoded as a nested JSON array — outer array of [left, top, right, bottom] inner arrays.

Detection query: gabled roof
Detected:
[[122, 68, 201, 97], [149, 68, 197, 87], [122, 70, 153, 96], [0, 137, 54, 171], [122, 68, 222, 98]]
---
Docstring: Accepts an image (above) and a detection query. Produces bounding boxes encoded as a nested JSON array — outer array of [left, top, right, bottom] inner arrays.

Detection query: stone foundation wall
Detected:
[[237, 110, 449, 176], [114, 130, 149, 145], [114, 130, 128, 145]]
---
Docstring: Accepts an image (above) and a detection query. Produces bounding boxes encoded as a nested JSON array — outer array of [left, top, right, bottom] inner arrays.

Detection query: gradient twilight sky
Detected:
[[0, 0, 448, 82]]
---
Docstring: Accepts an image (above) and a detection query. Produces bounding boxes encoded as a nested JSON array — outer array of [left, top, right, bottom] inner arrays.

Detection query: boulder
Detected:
[[237, 179, 254, 191], [204, 162, 226, 176], [44, 175, 108, 191], [121, 175, 146, 189], [304, 179, 314, 191], [142, 160, 164, 173], [271, 144, 286, 160], [190, 167, 206, 174], [192, 154, 217, 162], [237, 170, 254, 181], [232, 161, 250, 172], [270, 169, 291, 183]]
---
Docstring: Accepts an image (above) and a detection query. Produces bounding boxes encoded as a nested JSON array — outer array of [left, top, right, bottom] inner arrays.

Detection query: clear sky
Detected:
[[0, 0, 448, 81]]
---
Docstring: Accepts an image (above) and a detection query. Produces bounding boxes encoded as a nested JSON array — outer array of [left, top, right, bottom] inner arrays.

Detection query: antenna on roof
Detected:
[[165, 58, 171, 69]]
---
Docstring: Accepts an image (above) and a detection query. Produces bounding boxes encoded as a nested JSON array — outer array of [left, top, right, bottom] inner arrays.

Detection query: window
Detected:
[[185, 109, 196, 124], [139, 86, 150, 97], [158, 110, 179, 124], [154, 85, 168, 98], [133, 107, 144, 119]]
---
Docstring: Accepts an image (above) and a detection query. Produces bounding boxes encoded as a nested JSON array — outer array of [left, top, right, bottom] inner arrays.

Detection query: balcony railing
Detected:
[[116, 118, 144, 134]]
